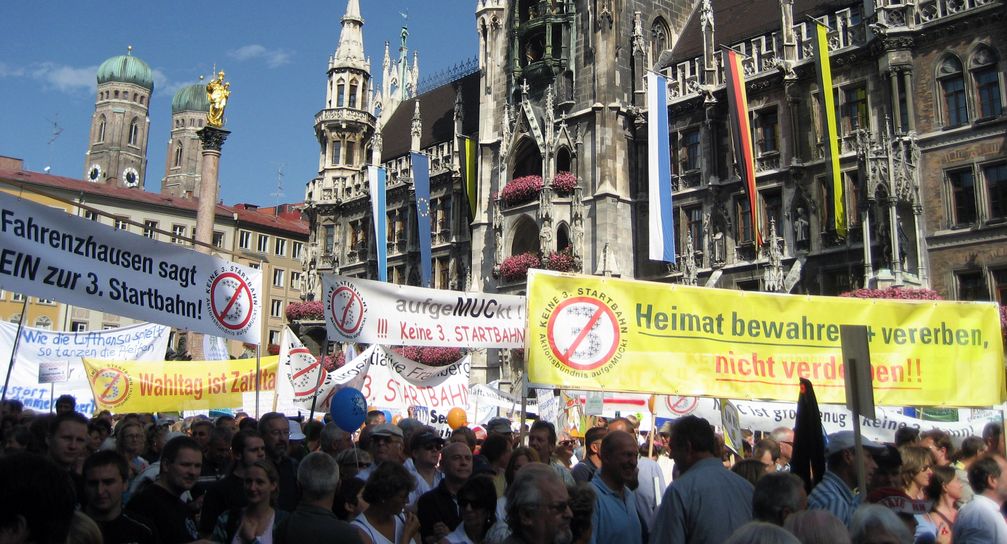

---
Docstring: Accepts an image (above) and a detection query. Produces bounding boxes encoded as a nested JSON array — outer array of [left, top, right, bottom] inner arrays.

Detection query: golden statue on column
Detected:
[[206, 71, 231, 128]]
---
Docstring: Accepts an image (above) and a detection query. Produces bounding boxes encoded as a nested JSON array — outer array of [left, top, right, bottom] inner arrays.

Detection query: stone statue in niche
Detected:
[[794, 207, 810, 248]]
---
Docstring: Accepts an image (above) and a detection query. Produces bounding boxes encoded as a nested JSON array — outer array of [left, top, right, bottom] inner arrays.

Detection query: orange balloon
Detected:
[[447, 407, 468, 430], [648, 395, 657, 413]]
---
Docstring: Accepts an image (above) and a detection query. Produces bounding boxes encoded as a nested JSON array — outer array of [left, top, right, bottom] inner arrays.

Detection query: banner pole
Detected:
[[49, 383, 55, 414], [519, 373, 528, 445], [255, 344, 262, 419], [308, 338, 331, 422], [1, 298, 30, 404]]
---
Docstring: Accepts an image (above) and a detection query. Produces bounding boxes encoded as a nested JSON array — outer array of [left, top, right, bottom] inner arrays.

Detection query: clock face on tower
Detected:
[[123, 167, 139, 188], [87, 164, 102, 182]]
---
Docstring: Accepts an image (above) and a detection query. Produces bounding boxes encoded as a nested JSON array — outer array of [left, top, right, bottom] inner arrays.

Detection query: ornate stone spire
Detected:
[[333, 0, 368, 71], [763, 218, 785, 291]]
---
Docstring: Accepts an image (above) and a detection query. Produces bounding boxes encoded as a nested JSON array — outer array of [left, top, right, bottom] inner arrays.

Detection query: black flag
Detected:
[[790, 378, 826, 493]]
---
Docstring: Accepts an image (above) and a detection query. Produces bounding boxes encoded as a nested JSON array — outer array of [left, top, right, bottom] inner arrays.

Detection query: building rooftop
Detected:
[[0, 158, 307, 236]]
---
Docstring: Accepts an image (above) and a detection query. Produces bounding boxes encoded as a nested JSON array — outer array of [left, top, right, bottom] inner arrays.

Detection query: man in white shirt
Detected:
[[953, 454, 1007, 543], [405, 428, 445, 510]]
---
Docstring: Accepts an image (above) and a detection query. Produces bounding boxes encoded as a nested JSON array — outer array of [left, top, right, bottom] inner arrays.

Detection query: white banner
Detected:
[[312, 345, 470, 435], [321, 274, 525, 348], [0, 192, 262, 343], [0, 321, 170, 416], [651, 396, 1000, 443]]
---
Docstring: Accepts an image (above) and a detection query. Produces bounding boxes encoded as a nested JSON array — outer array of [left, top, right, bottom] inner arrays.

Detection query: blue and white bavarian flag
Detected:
[[647, 71, 676, 263], [410, 152, 433, 287], [367, 166, 388, 281]]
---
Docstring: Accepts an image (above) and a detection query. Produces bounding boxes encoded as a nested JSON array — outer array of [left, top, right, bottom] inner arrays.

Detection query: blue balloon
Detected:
[[330, 387, 367, 432]]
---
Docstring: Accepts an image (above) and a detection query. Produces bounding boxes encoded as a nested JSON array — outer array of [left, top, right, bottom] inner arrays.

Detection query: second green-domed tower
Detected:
[[83, 46, 153, 189], [161, 79, 211, 198]]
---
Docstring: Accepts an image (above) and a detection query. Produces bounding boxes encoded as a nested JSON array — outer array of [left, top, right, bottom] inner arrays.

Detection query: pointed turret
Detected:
[[330, 0, 369, 74]]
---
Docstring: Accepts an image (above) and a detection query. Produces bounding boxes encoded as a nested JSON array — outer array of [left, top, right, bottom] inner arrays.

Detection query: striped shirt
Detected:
[[807, 470, 861, 527]]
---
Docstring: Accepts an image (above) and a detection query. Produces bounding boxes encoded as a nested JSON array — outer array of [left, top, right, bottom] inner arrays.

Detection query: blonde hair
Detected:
[[66, 511, 103, 544]]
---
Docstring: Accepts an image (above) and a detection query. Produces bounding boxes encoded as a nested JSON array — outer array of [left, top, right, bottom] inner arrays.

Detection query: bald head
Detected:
[[600, 430, 638, 487], [441, 441, 473, 482], [607, 417, 634, 435]]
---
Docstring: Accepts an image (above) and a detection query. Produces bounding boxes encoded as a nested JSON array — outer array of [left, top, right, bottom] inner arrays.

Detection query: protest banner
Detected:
[[321, 274, 525, 348], [0, 191, 262, 343], [82, 356, 278, 412], [526, 271, 1005, 406], [0, 321, 169, 415], [312, 344, 471, 436], [646, 395, 1001, 444]]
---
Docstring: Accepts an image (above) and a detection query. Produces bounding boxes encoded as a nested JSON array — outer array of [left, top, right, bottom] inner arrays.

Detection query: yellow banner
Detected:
[[82, 356, 279, 413], [526, 271, 1005, 406]]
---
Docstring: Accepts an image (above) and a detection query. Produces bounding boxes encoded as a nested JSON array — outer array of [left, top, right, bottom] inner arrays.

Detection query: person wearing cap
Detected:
[[952, 454, 1007, 543], [806, 430, 883, 527], [572, 426, 608, 484], [406, 427, 446, 510], [356, 423, 406, 482], [485, 417, 515, 442]]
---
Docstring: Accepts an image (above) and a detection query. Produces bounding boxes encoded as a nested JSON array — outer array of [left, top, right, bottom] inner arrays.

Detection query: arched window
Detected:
[[97, 115, 106, 143], [128, 118, 139, 146], [349, 80, 358, 108], [938, 55, 968, 127], [651, 17, 671, 68], [173, 141, 183, 167], [511, 138, 543, 178], [34, 316, 52, 330], [971, 45, 1003, 120], [336, 81, 345, 107], [510, 215, 541, 256], [556, 222, 571, 252], [556, 147, 572, 172]]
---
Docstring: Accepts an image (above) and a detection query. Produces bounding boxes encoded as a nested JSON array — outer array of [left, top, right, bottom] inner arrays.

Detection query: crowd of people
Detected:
[[2, 394, 1007, 544]]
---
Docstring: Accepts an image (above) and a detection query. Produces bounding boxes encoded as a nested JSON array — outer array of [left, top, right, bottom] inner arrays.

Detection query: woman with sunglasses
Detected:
[[444, 475, 496, 544], [212, 460, 288, 544], [354, 461, 421, 544]]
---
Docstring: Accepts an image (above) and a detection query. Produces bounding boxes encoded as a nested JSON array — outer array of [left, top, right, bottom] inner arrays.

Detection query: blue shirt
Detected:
[[650, 457, 753, 544], [807, 470, 860, 527], [590, 472, 643, 544]]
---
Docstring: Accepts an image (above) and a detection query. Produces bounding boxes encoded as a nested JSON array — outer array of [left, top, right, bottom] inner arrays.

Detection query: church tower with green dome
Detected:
[[83, 46, 153, 190], [162, 79, 211, 198]]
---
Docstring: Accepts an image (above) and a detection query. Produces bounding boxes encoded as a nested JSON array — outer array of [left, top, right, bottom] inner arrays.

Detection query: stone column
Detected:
[[194, 126, 230, 254], [189, 126, 229, 359]]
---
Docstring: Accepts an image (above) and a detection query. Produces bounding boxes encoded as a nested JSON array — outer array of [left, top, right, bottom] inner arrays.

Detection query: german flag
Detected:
[[811, 20, 846, 238], [723, 47, 762, 248]]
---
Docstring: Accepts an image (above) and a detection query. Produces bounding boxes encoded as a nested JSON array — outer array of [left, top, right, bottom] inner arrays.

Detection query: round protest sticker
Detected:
[[546, 296, 621, 371], [666, 395, 699, 416], [329, 285, 366, 337], [209, 272, 255, 331], [92, 367, 130, 408], [289, 348, 326, 399]]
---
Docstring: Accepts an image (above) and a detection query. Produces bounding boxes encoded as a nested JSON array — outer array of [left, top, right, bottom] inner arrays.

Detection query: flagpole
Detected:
[[308, 338, 331, 422], [254, 344, 261, 419], [0, 298, 30, 404]]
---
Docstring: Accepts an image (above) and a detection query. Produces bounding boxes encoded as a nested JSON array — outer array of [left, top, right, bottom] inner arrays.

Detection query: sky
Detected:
[[0, 0, 479, 205]]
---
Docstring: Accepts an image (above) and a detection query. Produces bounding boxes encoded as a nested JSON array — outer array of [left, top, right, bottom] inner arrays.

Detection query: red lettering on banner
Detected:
[[384, 379, 398, 403]]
